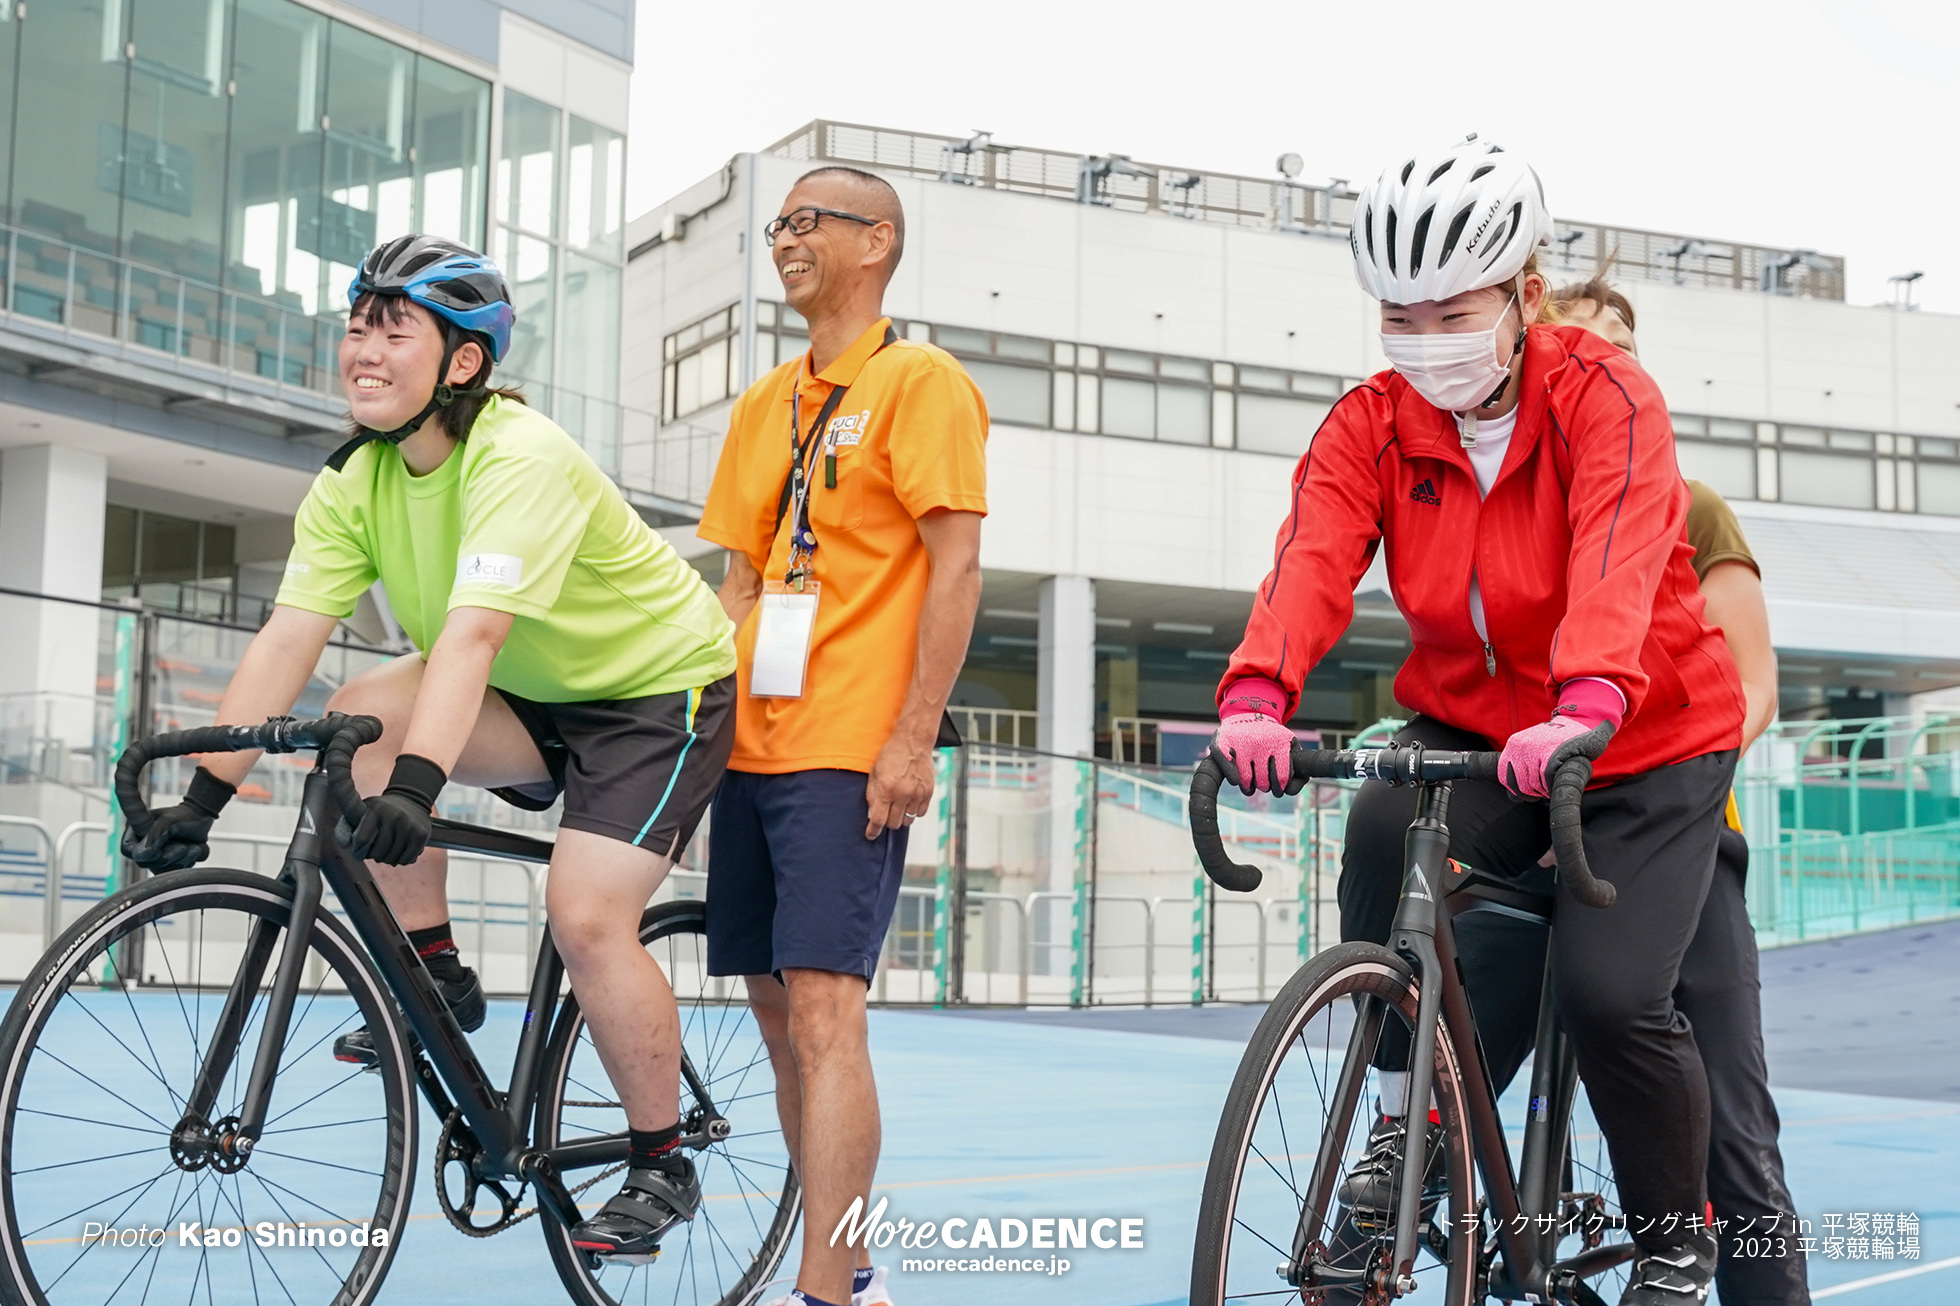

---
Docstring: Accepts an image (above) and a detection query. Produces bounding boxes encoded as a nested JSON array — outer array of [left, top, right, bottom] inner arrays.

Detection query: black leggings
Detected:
[[1338, 716, 1734, 1250]]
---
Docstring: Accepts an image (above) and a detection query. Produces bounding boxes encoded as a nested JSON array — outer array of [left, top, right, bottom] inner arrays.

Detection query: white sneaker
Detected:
[[853, 1266, 893, 1306]]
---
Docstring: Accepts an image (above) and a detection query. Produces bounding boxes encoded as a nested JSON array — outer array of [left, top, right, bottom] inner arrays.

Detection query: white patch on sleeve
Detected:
[[284, 561, 310, 575], [455, 553, 524, 589]]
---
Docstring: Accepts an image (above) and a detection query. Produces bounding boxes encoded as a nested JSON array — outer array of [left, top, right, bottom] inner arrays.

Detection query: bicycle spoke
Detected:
[[31, 1046, 179, 1133], [14, 1143, 172, 1176], [257, 1064, 375, 1131], [249, 1148, 384, 1179]]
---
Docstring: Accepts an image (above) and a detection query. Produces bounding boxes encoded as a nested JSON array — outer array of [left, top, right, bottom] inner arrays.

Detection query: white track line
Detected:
[[1811, 1253, 1960, 1298]]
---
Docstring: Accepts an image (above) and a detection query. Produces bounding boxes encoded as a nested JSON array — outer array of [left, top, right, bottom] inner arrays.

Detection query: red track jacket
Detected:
[[1222, 324, 1743, 782]]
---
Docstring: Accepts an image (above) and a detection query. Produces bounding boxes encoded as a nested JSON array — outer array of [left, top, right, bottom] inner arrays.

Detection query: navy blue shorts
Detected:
[[704, 769, 909, 981]]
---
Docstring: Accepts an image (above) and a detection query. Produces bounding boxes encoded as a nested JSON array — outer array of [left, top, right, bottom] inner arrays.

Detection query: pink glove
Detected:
[[1215, 676, 1297, 795], [1498, 679, 1624, 799]]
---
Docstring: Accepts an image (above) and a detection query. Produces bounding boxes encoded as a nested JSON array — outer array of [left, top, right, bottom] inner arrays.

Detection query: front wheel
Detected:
[[0, 868, 416, 1306], [535, 899, 800, 1306], [1191, 941, 1479, 1306]]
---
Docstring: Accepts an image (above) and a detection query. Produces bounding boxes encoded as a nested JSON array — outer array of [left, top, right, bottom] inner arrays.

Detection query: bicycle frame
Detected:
[[174, 757, 716, 1232], [1288, 779, 1636, 1305]]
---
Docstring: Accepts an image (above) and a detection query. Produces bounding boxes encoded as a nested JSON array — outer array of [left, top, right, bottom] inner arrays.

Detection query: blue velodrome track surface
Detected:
[[5, 918, 1956, 1306]]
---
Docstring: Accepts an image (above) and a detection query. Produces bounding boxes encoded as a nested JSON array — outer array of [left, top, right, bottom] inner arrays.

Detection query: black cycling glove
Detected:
[[122, 767, 236, 872], [346, 753, 446, 866]]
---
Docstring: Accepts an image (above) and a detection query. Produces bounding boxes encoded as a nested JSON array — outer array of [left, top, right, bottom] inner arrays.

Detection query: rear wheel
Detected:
[[536, 899, 799, 1306], [0, 869, 415, 1306], [1191, 941, 1478, 1306]]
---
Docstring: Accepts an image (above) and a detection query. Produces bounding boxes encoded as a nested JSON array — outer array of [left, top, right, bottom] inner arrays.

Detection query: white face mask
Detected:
[[1379, 294, 1520, 413]]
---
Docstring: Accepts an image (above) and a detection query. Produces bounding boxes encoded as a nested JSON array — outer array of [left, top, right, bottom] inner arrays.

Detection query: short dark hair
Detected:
[[346, 291, 525, 441], [1551, 276, 1636, 334], [794, 165, 905, 276]]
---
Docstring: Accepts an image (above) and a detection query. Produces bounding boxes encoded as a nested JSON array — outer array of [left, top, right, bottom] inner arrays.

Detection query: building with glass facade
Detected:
[[627, 122, 1960, 759], [0, 0, 633, 629]]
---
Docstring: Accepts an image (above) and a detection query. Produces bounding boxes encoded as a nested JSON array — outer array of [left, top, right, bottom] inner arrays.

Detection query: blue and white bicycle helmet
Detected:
[[348, 235, 514, 362], [330, 236, 516, 462]]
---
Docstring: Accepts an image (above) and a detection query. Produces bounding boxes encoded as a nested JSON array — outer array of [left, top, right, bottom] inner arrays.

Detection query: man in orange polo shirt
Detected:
[[698, 167, 986, 1306]]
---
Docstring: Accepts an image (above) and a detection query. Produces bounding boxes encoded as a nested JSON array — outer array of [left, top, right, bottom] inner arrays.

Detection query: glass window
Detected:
[[1237, 393, 1329, 456], [1101, 377, 1155, 438], [560, 252, 619, 404], [1780, 450, 1872, 510], [0, 5, 17, 209], [963, 359, 1049, 427], [10, 0, 133, 250], [565, 114, 623, 258], [1290, 373, 1340, 398], [227, 0, 328, 311], [1921, 438, 1956, 459], [115, 0, 232, 281], [316, 22, 414, 277], [1918, 464, 1960, 517], [102, 505, 139, 591], [413, 56, 489, 246], [1828, 430, 1874, 452], [1708, 417, 1753, 441], [140, 511, 200, 584], [1671, 413, 1708, 437], [1104, 349, 1153, 375], [1676, 440, 1755, 500], [935, 325, 990, 354], [1159, 356, 1207, 382], [1240, 366, 1287, 391], [1156, 383, 1209, 444], [498, 90, 559, 238], [1779, 425, 1826, 447], [995, 333, 1048, 363], [495, 227, 554, 387]]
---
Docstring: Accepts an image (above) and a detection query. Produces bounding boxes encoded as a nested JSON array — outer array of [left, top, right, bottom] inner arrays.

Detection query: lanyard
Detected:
[[776, 324, 896, 586]]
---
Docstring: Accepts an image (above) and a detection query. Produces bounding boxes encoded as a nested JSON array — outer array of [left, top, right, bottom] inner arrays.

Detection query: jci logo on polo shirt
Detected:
[[827, 409, 873, 447], [456, 553, 524, 588]]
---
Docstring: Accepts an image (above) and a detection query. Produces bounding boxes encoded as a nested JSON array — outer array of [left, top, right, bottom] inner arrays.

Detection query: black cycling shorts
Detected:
[[492, 675, 734, 856]]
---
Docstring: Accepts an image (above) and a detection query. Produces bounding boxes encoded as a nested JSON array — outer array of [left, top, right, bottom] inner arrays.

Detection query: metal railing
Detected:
[[7, 575, 1958, 997], [768, 121, 1846, 301]]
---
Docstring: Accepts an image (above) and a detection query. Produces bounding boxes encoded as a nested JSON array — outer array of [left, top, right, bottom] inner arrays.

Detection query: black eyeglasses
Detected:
[[763, 206, 880, 245]]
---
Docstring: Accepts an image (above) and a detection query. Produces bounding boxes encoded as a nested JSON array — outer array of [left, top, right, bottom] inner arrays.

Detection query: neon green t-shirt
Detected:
[[277, 397, 736, 703]]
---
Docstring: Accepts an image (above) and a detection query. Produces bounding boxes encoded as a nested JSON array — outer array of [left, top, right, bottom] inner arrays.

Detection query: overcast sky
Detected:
[[627, 0, 1958, 314]]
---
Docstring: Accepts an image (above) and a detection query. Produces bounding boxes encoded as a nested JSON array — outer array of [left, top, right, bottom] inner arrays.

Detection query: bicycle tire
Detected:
[[1191, 941, 1478, 1306], [534, 899, 800, 1306], [0, 868, 416, 1306]]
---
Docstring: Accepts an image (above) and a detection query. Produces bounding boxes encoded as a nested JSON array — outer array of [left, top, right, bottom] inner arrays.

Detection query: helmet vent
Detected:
[[1408, 206, 1434, 277], [1470, 163, 1495, 182], [1364, 207, 1376, 262], [1485, 201, 1525, 265], [1384, 207, 1399, 276], [398, 249, 446, 278], [1427, 160, 1453, 185], [1399, 158, 1416, 185], [433, 277, 487, 305], [1438, 205, 1472, 267]]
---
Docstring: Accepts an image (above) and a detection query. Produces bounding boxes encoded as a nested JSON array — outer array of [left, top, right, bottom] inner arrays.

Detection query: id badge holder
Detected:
[[750, 580, 820, 698]]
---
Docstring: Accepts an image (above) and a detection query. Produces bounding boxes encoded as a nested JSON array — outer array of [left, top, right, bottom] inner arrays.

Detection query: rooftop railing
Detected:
[[768, 121, 1846, 301]]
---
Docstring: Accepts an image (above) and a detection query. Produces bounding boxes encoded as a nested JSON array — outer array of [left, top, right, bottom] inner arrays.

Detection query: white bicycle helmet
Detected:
[[1350, 136, 1552, 304]]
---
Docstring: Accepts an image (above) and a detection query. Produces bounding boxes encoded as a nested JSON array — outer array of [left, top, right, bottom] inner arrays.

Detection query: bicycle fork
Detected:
[[176, 766, 336, 1167]]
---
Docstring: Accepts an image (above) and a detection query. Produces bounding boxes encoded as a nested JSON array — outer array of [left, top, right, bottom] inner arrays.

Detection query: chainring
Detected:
[[434, 1110, 527, 1237]]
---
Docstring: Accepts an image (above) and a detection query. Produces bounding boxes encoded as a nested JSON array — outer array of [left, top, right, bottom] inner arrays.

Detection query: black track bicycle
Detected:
[[0, 714, 798, 1306], [1187, 742, 1631, 1305]]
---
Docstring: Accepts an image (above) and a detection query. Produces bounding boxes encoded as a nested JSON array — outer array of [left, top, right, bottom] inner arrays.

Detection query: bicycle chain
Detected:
[[434, 1109, 626, 1237]]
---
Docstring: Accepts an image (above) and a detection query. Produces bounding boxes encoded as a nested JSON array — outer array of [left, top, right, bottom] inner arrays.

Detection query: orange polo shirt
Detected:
[[699, 317, 989, 774]]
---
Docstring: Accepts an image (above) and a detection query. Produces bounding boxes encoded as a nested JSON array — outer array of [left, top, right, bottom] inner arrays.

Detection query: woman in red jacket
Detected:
[[1214, 137, 1745, 1306]]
